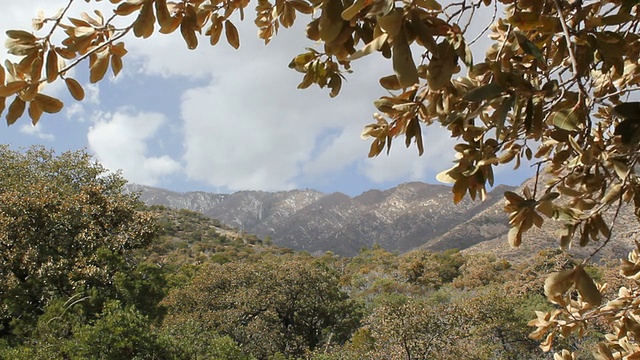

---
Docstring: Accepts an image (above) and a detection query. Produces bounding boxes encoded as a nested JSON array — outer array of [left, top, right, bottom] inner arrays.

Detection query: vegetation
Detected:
[[3, 0, 640, 356], [0, 146, 614, 359]]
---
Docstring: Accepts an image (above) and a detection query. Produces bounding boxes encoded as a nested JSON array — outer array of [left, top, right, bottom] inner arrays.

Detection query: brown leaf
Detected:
[[392, 33, 419, 88], [0, 81, 28, 97], [288, 0, 313, 14], [111, 55, 123, 77], [89, 51, 110, 83], [46, 49, 59, 83], [6, 96, 25, 125], [379, 74, 402, 91], [64, 78, 85, 101], [544, 268, 575, 304], [5, 30, 37, 42], [133, 2, 156, 38], [35, 94, 63, 113], [208, 16, 224, 46], [225, 20, 240, 49], [28, 98, 43, 125], [319, 0, 343, 43], [574, 265, 602, 306], [114, 0, 144, 16]]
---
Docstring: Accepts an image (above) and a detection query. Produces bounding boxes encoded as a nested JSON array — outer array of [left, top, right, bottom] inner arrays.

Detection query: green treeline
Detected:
[[0, 146, 620, 359]]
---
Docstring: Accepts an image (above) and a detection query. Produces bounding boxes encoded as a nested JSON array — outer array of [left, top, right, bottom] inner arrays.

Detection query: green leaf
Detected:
[[515, 32, 545, 64], [494, 95, 515, 139], [463, 83, 505, 102], [551, 108, 579, 131]]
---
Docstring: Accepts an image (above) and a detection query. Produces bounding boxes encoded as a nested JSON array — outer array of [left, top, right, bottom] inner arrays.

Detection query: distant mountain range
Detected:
[[127, 180, 638, 260]]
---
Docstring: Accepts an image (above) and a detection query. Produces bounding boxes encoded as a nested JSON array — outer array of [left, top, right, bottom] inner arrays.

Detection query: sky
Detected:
[[0, 1, 533, 196]]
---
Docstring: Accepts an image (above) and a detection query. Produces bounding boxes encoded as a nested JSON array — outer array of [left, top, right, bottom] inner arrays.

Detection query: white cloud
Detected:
[[19, 124, 54, 141], [0, 2, 509, 194], [358, 125, 457, 183], [87, 110, 180, 186]]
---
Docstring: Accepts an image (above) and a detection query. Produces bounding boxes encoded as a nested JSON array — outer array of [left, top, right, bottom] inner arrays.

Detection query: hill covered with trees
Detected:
[[0, 146, 631, 359]]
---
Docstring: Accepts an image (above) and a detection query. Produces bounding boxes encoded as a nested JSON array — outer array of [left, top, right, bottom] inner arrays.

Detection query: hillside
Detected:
[[127, 182, 511, 256]]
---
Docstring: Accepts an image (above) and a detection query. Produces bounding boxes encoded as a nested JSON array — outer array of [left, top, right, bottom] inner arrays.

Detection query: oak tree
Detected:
[[5, 0, 640, 357], [0, 145, 158, 340]]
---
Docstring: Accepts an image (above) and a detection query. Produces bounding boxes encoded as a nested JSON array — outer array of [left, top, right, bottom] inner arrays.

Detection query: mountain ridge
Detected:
[[128, 180, 639, 260]]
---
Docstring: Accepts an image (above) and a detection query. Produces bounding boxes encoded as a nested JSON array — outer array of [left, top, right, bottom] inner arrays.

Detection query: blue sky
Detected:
[[0, 1, 533, 196]]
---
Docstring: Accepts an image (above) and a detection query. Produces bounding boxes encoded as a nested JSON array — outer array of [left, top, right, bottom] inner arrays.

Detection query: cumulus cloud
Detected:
[[358, 125, 458, 183], [87, 110, 180, 186], [0, 2, 521, 194]]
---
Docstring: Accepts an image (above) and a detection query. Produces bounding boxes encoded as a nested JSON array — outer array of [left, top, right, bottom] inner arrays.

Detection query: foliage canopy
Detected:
[[5, 0, 640, 357]]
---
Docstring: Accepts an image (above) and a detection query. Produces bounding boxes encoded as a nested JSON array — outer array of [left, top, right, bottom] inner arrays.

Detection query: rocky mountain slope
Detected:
[[127, 182, 512, 256], [426, 177, 639, 262], [129, 179, 640, 260]]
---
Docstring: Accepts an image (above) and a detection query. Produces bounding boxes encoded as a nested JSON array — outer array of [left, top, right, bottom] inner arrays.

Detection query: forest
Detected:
[[0, 145, 629, 359]]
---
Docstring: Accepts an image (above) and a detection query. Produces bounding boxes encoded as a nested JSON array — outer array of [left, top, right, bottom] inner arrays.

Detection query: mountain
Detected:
[[126, 182, 511, 256], [428, 177, 637, 262], [128, 179, 639, 261]]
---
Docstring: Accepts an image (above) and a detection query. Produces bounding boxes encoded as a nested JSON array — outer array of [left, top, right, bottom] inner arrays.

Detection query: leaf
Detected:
[[348, 34, 389, 61], [0, 81, 27, 97], [318, 0, 343, 43], [35, 94, 63, 113], [544, 268, 575, 304], [377, 9, 403, 37], [508, 224, 523, 247], [289, 0, 313, 14], [392, 33, 419, 88], [404, 117, 424, 155], [208, 16, 224, 46], [114, 0, 144, 16], [225, 20, 240, 49], [341, 0, 368, 20], [612, 102, 640, 119], [64, 78, 85, 101], [515, 32, 545, 64], [551, 108, 579, 131], [6, 96, 25, 125], [426, 41, 456, 90], [436, 167, 456, 184], [5, 30, 37, 42], [328, 73, 342, 98], [411, 12, 438, 55], [494, 95, 515, 139], [504, 191, 525, 205], [111, 55, 123, 77], [155, 0, 175, 33], [463, 83, 505, 102], [28, 99, 43, 125], [46, 49, 59, 83], [602, 183, 622, 205], [133, 2, 155, 38], [180, 21, 198, 50], [89, 51, 110, 83], [377, 75, 401, 91], [574, 265, 602, 306]]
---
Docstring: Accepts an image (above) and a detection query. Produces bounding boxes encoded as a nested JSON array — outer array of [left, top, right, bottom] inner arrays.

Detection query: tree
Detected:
[[4, 0, 640, 357], [0, 145, 159, 341], [161, 256, 362, 359]]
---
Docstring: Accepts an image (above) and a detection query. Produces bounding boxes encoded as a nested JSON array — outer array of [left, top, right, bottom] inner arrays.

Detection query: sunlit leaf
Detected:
[[225, 20, 240, 49], [64, 77, 85, 101], [6, 96, 25, 125], [392, 33, 418, 88], [544, 268, 575, 304], [574, 265, 602, 306]]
